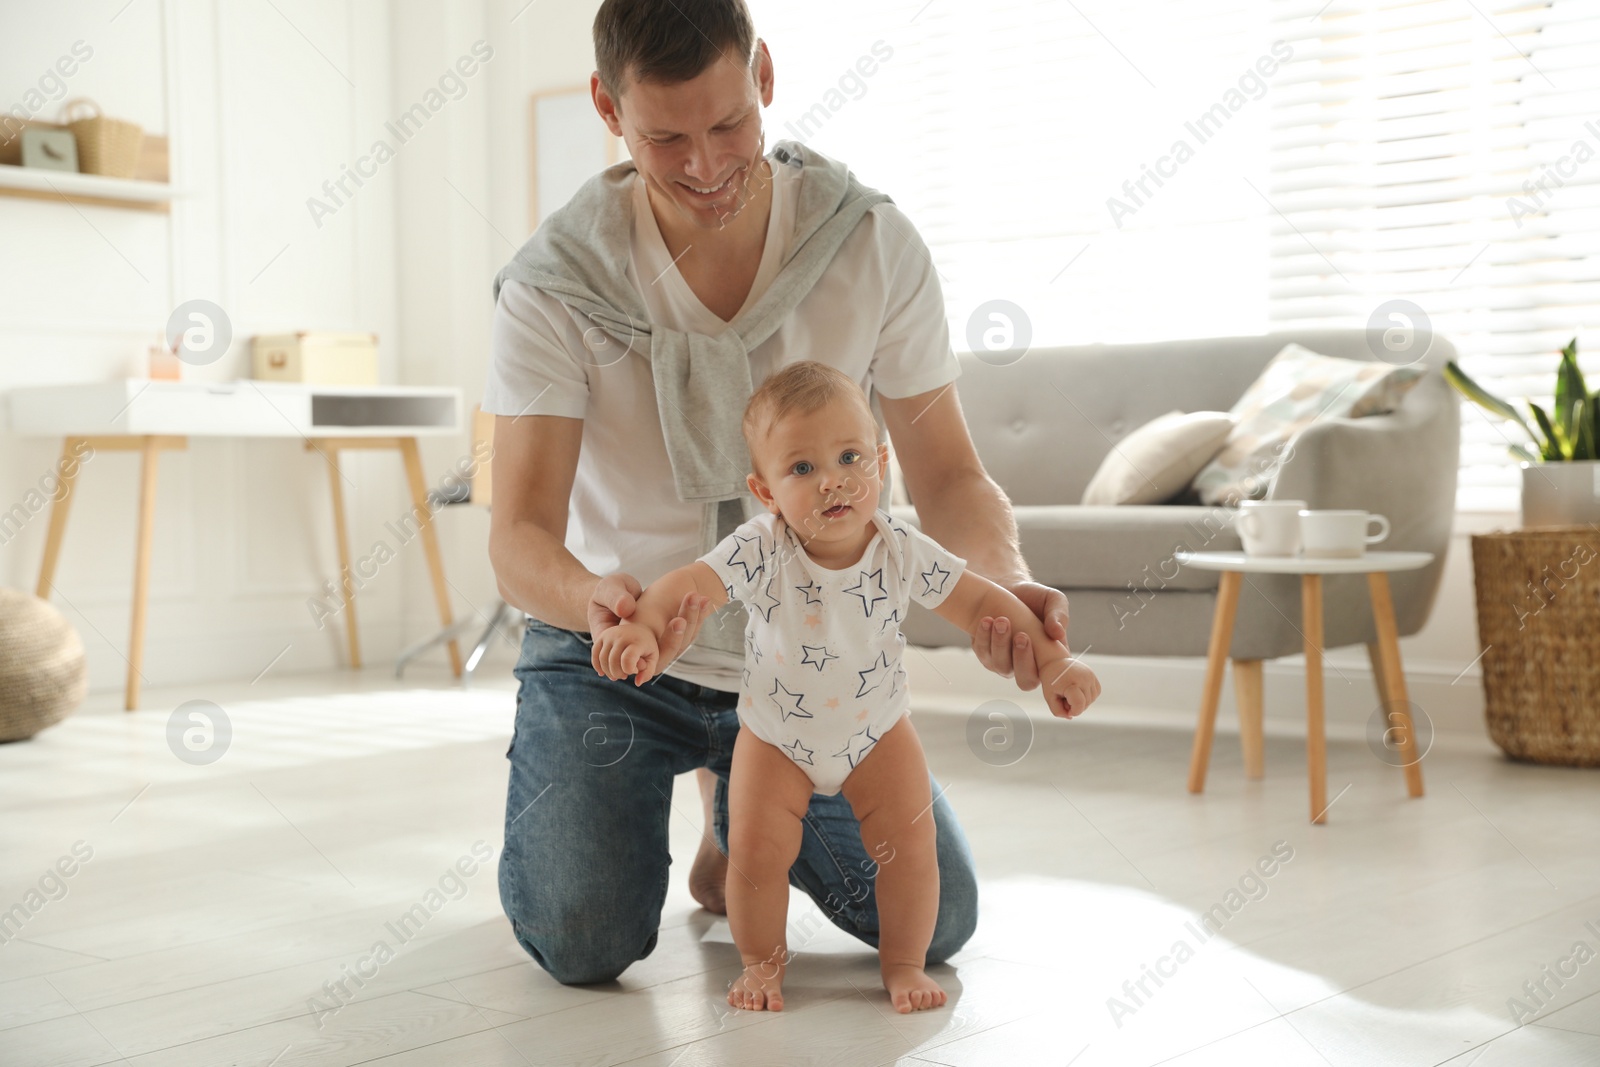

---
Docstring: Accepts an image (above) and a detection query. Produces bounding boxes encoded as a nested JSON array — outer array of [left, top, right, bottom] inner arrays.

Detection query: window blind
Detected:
[[1268, 0, 1600, 509]]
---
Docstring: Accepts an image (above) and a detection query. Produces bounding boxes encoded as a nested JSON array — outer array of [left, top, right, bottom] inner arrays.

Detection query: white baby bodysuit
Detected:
[[696, 507, 968, 795]]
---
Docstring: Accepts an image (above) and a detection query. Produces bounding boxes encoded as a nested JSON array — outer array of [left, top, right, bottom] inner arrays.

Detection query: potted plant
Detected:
[[1446, 338, 1600, 527]]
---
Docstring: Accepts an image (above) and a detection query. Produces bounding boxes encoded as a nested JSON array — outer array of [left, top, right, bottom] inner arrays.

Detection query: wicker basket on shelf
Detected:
[[62, 98, 143, 178], [1470, 525, 1600, 766]]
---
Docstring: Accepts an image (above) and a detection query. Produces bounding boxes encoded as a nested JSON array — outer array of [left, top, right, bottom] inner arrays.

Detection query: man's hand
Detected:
[[593, 620, 661, 686], [588, 572, 712, 677], [1040, 656, 1101, 720], [973, 581, 1070, 690]]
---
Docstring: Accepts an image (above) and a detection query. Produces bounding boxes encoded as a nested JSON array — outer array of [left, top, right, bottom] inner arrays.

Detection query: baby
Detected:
[[592, 360, 1100, 1014]]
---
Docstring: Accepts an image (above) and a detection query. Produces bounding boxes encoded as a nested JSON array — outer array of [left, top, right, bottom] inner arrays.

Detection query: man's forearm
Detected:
[[490, 518, 598, 632], [914, 471, 1031, 586]]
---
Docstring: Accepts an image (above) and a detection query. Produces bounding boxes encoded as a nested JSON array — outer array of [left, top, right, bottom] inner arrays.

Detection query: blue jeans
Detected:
[[499, 617, 980, 985]]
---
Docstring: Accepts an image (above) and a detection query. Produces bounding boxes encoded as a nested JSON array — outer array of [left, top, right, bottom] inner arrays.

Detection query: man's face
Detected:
[[747, 400, 890, 556], [592, 42, 774, 232]]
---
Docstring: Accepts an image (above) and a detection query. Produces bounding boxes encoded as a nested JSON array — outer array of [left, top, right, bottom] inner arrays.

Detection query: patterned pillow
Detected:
[[1191, 343, 1424, 506]]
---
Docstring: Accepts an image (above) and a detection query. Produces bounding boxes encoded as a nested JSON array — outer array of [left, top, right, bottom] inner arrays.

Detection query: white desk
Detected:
[[6, 379, 466, 709], [1175, 550, 1435, 824]]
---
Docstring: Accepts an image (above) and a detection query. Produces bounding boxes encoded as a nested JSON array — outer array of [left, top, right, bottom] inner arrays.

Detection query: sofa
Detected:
[[891, 329, 1459, 660]]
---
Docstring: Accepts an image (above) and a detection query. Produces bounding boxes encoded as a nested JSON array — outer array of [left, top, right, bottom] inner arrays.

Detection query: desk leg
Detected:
[[36, 437, 87, 599], [324, 450, 362, 670], [1188, 571, 1242, 793], [1302, 574, 1327, 824], [1369, 572, 1425, 798], [400, 438, 462, 677], [1233, 659, 1265, 779], [126, 437, 163, 712]]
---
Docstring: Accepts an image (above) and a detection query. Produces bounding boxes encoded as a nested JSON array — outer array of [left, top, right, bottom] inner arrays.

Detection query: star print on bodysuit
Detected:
[[834, 724, 881, 769], [800, 645, 838, 671], [769, 678, 812, 721], [750, 576, 783, 622], [845, 567, 889, 617], [855, 650, 893, 698], [725, 532, 766, 585], [919, 560, 955, 600]]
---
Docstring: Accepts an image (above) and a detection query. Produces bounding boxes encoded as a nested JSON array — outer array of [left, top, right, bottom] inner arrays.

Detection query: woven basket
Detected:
[[0, 588, 88, 742], [61, 98, 143, 179], [1470, 526, 1600, 766]]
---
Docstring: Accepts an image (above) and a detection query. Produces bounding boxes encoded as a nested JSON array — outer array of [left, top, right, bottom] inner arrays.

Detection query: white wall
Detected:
[[0, 0, 405, 697]]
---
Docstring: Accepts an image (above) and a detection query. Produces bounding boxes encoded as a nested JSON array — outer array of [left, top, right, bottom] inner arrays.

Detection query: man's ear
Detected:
[[747, 471, 778, 513], [754, 40, 775, 107], [591, 72, 625, 138]]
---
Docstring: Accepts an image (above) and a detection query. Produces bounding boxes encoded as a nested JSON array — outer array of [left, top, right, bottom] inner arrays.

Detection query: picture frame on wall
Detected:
[[528, 86, 626, 230]]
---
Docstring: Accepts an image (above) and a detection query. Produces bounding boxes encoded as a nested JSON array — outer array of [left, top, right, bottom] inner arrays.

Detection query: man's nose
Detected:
[[682, 139, 717, 180]]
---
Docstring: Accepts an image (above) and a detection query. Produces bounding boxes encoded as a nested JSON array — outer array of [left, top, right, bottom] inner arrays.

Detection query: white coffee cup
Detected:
[[1299, 510, 1390, 559], [1236, 499, 1306, 557]]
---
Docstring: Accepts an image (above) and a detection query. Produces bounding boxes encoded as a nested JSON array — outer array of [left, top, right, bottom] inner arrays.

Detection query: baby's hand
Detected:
[[593, 620, 660, 686], [1040, 654, 1100, 720]]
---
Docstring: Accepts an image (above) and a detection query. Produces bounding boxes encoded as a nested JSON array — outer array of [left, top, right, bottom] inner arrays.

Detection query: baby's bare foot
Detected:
[[728, 962, 785, 1011], [689, 836, 728, 914], [883, 964, 946, 1013]]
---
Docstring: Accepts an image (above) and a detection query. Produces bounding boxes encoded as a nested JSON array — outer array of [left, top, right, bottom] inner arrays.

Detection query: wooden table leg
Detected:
[[1302, 574, 1327, 823], [1188, 570, 1242, 793], [324, 448, 362, 670], [126, 437, 163, 712], [1233, 658, 1265, 779], [1369, 572, 1425, 798], [400, 438, 462, 677], [35, 437, 87, 599]]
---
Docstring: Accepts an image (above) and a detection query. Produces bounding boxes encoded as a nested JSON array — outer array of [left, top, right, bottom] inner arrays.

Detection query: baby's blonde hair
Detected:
[[742, 361, 881, 478]]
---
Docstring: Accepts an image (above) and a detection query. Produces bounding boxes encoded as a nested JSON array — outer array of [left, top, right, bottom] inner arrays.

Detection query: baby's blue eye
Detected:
[[792, 461, 812, 476], [841, 450, 861, 464]]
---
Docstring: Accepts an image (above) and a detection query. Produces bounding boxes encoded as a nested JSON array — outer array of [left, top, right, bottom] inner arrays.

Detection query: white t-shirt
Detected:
[[696, 508, 968, 793], [482, 152, 960, 692]]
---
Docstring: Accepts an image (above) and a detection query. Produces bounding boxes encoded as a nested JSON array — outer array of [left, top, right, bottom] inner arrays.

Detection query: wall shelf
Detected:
[[0, 164, 179, 213]]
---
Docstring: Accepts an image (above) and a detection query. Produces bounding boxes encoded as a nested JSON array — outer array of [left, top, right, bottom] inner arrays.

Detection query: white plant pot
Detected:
[[1521, 460, 1600, 527]]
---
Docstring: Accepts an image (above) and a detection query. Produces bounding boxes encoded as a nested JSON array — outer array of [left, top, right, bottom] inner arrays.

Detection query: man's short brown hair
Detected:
[[742, 361, 881, 479], [593, 0, 757, 99]]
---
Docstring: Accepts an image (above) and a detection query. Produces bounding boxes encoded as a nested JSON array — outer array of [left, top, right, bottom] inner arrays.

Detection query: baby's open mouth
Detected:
[[824, 504, 850, 517]]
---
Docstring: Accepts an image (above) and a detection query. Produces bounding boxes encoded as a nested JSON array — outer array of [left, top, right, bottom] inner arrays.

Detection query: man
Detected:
[[484, 0, 1071, 986]]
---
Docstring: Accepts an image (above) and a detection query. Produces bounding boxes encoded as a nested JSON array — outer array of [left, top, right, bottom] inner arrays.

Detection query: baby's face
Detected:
[[747, 400, 890, 554]]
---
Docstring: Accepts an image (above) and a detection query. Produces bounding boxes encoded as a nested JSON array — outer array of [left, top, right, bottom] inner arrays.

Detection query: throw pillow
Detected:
[[1080, 410, 1237, 506], [1191, 343, 1425, 506]]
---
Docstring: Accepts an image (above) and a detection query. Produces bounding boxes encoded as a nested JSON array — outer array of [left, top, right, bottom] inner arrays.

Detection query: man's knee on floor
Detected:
[[511, 917, 659, 986]]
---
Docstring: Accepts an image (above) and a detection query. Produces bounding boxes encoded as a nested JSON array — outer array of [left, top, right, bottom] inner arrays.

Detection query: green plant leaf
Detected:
[[1445, 360, 1538, 441], [1593, 387, 1600, 458], [1529, 401, 1563, 460], [1508, 443, 1539, 463], [1556, 340, 1585, 446], [1577, 394, 1597, 461]]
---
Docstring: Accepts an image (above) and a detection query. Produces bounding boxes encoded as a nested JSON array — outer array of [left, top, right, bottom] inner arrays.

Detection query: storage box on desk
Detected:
[[252, 332, 379, 385]]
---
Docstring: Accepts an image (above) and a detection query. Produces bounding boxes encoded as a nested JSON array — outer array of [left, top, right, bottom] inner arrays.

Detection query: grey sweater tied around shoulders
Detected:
[[492, 139, 896, 658]]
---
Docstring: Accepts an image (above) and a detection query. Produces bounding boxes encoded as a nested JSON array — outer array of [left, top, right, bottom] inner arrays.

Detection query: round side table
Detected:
[[1175, 550, 1435, 824]]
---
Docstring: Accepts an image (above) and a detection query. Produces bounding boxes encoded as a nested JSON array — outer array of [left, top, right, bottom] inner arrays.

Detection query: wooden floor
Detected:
[[3, 663, 1600, 1067]]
